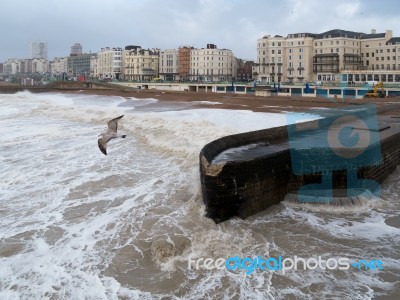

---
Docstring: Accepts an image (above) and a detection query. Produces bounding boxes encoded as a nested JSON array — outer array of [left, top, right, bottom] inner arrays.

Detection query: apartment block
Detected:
[[159, 49, 179, 81], [50, 57, 68, 75], [122, 46, 160, 81], [178, 46, 192, 81], [190, 44, 236, 82], [255, 29, 400, 84], [67, 53, 96, 77], [3, 59, 20, 75], [97, 47, 123, 79], [30, 42, 48, 60], [237, 59, 255, 82]]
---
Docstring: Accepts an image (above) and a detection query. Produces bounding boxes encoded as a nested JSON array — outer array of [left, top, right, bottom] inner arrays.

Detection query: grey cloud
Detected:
[[0, 0, 399, 62]]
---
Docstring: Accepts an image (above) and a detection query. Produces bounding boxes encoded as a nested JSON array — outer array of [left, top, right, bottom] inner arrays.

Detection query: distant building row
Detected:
[[254, 29, 400, 84], [1, 43, 249, 82], [3, 28, 400, 84]]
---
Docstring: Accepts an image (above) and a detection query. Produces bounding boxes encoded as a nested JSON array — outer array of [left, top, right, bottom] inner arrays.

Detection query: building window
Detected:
[[336, 48, 339, 53], [278, 42, 281, 46], [278, 50, 281, 54], [366, 53, 369, 57], [299, 55, 302, 60], [272, 42, 275, 46], [336, 40, 339, 44], [272, 50, 275, 54], [331, 49, 333, 53]]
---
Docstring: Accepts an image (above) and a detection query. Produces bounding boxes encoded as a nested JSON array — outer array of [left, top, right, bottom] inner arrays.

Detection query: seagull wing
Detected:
[[107, 115, 124, 132], [98, 134, 113, 155]]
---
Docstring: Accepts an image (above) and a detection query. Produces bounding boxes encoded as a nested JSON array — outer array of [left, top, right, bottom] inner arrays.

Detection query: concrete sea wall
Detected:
[[200, 104, 400, 223]]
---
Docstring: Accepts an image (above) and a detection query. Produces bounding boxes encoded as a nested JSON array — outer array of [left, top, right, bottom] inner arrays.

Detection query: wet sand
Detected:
[[61, 87, 400, 114]]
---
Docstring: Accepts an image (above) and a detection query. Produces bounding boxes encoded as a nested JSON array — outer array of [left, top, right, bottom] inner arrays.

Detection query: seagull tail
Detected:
[[121, 135, 127, 138]]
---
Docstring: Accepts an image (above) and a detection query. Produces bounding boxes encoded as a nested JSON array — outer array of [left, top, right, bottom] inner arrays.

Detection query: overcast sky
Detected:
[[1, 0, 399, 62]]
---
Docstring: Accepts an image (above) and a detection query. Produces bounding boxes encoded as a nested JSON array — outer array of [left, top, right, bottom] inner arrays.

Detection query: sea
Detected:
[[0, 91, 399, 299]]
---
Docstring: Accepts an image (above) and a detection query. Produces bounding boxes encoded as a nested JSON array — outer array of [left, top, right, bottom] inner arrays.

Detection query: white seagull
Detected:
[[98, 115, 126, 155]]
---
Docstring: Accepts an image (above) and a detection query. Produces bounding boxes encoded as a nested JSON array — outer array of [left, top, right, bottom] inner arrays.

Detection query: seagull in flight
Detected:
[[98, 115, 126, 155]]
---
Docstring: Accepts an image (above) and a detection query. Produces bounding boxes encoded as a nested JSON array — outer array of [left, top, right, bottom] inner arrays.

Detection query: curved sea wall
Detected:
[[200, 104, 400, 223]]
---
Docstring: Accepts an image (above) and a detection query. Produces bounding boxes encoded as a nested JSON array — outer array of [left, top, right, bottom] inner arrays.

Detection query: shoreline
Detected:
[[1, 85, 400, 114]]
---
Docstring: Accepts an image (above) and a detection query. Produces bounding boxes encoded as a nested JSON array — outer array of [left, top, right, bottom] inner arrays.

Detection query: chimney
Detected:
[[371, 29, 376, 34]]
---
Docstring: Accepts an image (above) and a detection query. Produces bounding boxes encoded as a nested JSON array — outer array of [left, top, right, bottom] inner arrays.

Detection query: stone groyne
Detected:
[[200, 104, 400, 223]]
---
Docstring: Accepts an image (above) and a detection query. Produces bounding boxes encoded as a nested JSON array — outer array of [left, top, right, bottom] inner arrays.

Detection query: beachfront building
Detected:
[[236, 59, 255, 82], [50, 57, 68, 76], [189, 44, 237, 82], [2, 59, 20, 75], [286, 33, 315, 83], [90, 55, 99, 79], [159, 49, 179, 81], [67, 53, 96, 78], [356, 30, 400, 83], [255, 28, 400, 84], [254, 33, 315, 84], [178, 46, 192, 81], [313, 30, 362, 82], [122, 46, 160, 81], [96, 47, 123, 80], [30, 58, 49, 74]]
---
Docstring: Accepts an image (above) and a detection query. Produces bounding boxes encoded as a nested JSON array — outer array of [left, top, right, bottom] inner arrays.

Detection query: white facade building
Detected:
[[50, 57, 68, 75], [2, 59, 20, 75], [190, 44, 236, 82], [122, 46, 160, 81], [159, 49, 179, 81], [31, 58, 49, 73], [255, 29, 400, 84], [97, 47, 123, 79]]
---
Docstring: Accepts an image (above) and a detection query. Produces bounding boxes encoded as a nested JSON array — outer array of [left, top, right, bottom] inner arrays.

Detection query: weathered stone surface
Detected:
[[200, 104, 400, 223]]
